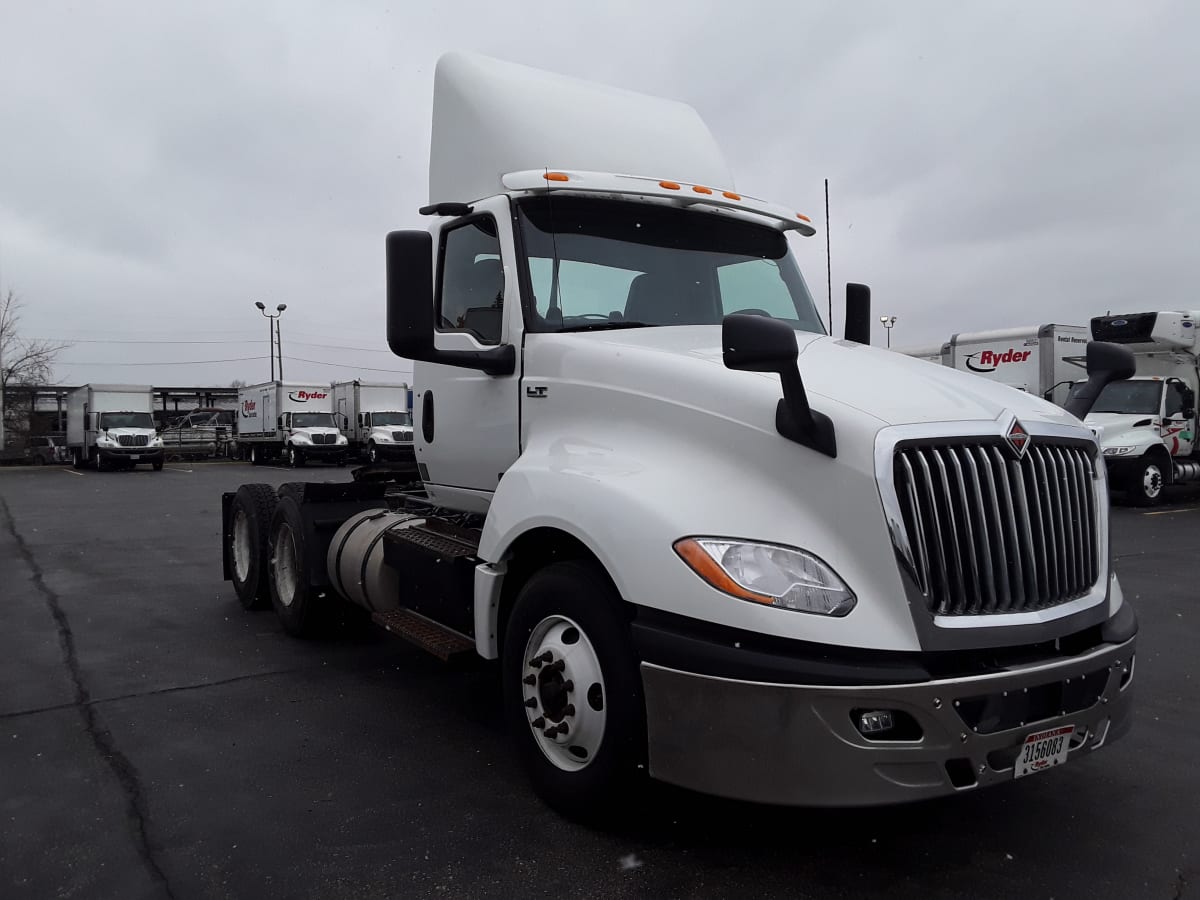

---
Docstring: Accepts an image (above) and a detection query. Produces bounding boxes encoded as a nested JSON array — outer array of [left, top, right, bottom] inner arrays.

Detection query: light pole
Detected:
[[255, 302, 287, 380], [879, 315, 897, 349]]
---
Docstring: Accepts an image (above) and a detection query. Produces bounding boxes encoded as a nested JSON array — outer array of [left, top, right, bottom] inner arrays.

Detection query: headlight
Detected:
[[1103, 446, 1136, 456], [336, 435, 348, 445], [96, 437, 115, 447], [292, 433, 311, 444], [376, 433, 393, 442], [674, 537, 856, 616]]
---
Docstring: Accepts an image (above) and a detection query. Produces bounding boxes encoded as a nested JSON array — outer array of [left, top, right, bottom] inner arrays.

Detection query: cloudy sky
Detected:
[[1, 1, 1196, 388]]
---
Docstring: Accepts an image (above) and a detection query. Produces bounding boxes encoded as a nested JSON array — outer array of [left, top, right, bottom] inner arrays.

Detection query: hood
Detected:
[[1085, 412, 1157, 447], [546, 326, 1081, 430]]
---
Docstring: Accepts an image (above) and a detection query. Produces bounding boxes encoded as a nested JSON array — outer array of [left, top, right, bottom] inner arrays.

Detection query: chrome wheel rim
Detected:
[[521, 614, 606, 772], [232, 509, 252, 582], [1144, 464, 1163, 499], [272, 522, 299, 607]]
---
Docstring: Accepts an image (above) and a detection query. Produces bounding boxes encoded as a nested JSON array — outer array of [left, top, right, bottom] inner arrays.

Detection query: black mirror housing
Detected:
[[722, 314, 836, 458], [385, 229, 515, 376], [1063, 341, 1138, 419], [843, 283, 871, 344]]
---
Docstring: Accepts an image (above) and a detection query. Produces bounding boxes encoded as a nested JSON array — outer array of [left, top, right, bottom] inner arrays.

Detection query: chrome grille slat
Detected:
[[894, 438, 1099, 618]]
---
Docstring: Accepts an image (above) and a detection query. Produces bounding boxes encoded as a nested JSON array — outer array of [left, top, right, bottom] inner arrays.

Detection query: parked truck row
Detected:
[[901, 311, 1200, 504], [222, 53, 1139, 818]]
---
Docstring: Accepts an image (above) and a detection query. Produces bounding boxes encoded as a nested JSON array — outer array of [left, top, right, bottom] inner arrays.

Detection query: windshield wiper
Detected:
[[558, 321, 654, 333]]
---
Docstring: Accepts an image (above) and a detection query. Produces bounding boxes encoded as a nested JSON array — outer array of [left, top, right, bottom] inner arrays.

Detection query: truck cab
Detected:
[[1087, 311, 1200, 504]]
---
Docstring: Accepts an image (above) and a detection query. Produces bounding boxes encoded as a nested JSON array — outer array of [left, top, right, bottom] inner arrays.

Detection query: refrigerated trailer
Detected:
[[331, 381, 414, 463], [221, 52, 1139, 818], [66, 384, 164, 471], [235, 381, 349, 467]]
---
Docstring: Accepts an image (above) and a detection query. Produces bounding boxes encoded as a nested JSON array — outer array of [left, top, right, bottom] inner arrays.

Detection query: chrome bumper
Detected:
[[641, 637, 1135, 806]]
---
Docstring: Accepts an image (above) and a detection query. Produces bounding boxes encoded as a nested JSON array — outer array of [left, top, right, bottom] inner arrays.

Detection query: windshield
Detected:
[[1088, 380, 1163, 415], [292, 412, 336, 428], [371, 411, 412, 427], [516, 197, 825, 334], [99, 412, 154, 429]]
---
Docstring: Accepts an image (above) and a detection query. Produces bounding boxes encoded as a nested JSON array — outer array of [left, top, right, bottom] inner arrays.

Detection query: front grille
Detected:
[[312, 434, 335, 445], [117, 435, 149, 447], [392, 431, 409, 442], [894, 440, 1099, 616]]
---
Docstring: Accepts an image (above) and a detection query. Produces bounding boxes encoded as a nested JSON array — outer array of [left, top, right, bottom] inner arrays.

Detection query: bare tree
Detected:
[[229, 378, 248, 389], [1, 289, 70, 446]]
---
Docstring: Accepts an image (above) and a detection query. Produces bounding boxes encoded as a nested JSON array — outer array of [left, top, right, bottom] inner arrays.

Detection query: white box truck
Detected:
[[331, 380, 414, 463], [944, 324, 1090, 405], [236, 381, 348, 467], [66, 384, 164, 471], [220, 53, 1139, 818], [1079, 310, 1200, 505], [895, 342, 948, 365]]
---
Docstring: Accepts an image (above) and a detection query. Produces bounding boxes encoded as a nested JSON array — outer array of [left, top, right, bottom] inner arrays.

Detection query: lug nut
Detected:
[[528, 651, 553, 668], [531, 716, 545, 729], [523, 675, 537, 686], [564, 679, 574, 693], [549, 659, 566, 673], [564, 704, 576, 717], [524, 698, 538, 709]]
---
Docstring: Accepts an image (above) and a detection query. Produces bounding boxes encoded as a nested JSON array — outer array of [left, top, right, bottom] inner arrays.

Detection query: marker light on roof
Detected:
[[543, 172, 569, 182], [692, 185, 713, 194], [659, 180, 681, 190], [723, 190, 741, 200]]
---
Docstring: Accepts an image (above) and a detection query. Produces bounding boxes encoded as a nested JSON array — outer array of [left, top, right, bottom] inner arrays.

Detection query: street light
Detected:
[[879, 315, 897, 349], [255, 302, 287, 380]]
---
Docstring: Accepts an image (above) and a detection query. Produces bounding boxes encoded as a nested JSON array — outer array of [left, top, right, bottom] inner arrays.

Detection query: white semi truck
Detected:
[[235, 381, 349, 467], [941, 324, 1090, 406], [331, 380, 414, 463], [221, 53, 1138, 817], [66, 384, 164, 471], [1081, 310, 1200, 505]]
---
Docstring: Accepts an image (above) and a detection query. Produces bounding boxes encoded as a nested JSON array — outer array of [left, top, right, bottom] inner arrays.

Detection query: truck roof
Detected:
[[429, 52, 733, 207]]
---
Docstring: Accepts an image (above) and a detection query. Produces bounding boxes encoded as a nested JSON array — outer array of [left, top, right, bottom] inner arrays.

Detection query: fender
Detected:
[[475, 419, 924, 659]]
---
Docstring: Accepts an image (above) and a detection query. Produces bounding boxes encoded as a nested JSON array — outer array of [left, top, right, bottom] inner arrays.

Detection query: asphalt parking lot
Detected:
[[1, 462, 1197, 899]]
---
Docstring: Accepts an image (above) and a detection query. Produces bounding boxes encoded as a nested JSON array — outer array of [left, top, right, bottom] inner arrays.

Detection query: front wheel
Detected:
[[286, 445, 305, 468], [1127, 456, 1166, 506], [367, 443, 379, 464], [502, 560, 646, 821], [152, 460, 164, 471]]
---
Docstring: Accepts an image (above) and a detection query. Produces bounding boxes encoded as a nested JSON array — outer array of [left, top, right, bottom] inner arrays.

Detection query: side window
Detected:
[[438, 218, 504, 344], [1166, 383, 1186, 417], [717, 259, 800, 320]]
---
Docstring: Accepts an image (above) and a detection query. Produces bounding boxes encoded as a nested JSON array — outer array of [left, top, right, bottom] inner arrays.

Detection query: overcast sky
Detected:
[[1, 0, 1196, 389]]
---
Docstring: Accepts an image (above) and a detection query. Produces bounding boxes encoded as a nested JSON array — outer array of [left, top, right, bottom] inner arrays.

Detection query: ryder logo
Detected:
[[240, 400, 257, 418], [288, 390, 329, 402], [965, 348, 1033, 373]]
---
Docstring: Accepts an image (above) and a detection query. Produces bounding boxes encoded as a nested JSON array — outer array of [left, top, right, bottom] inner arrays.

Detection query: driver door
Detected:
[[1164, 380, 1195, 457]]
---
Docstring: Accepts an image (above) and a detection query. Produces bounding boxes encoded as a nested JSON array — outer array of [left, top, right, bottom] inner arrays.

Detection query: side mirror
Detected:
[[342, 416, 349, 430], [1063, 342, 1137, 419], [723, 314, 836, 458], [1183, 408, 1196, 420], [843, 283, 871, 344], [385, 230, 515, 376]]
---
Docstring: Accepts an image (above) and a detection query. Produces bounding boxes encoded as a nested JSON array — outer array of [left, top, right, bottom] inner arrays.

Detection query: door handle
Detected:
[[422, 391, 435, 443]]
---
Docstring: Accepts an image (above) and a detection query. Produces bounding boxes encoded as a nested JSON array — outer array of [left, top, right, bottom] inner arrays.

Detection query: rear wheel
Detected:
[[228, 483, 278, 610], [502, 560, 646, 821], [249, 444, 260, 466], [268, 496, 330, 637], [1127, 457, 1166, 506]]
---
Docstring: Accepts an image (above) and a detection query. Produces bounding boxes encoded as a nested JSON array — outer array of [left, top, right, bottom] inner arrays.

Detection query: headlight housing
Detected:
[[336, 434, 348, 445], [1103, 446, 1136, 456], [674, 537, 856, 616], [292, 433, 312, 444]]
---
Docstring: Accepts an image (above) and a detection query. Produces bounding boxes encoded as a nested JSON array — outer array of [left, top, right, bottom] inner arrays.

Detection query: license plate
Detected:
[[130, 455, 140, 460], [1014, 724, 1074, 779]]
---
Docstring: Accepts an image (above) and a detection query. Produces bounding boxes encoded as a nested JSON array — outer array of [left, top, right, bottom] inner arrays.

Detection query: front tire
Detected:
[[367, 443, 379, 464], [1127, 456, 1166, 506], [287, 445, 305, 468], [502, 560, 646, 821], [152, 460, 164, 471]]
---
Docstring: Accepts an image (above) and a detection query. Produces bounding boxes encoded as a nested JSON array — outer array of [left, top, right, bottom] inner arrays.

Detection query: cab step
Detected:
[[371, 608, 475, 661]]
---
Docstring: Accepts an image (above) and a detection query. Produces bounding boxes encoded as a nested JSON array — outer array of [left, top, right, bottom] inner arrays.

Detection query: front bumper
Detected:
[[640, 631, 1135, 807], [98, 447, 164, 462], [294, 444, 347, 458], [371, 442, 415, 460]]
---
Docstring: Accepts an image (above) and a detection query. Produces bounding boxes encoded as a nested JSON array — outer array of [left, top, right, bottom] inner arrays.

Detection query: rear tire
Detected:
[[249, 445, 260, 466], [268, 496, 330, 637], [72, 449, 83, 469], [228, 483, 278, 610], [1127, 457, 1166, 506], [502, 560, 646, 822]]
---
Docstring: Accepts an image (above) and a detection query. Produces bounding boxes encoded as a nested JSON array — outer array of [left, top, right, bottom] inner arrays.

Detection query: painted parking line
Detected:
[[62, 469, 83, 476], [1143, 507, 1200, 516], [165, 467, 194, 473]]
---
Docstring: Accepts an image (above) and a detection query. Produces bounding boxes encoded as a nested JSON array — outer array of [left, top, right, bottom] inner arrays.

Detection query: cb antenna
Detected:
[[825, 178, 832, 335]]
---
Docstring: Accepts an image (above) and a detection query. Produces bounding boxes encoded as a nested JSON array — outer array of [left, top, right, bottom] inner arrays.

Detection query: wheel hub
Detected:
[[1145, 465, 1162, 498], [521, 615, 606, 771]]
